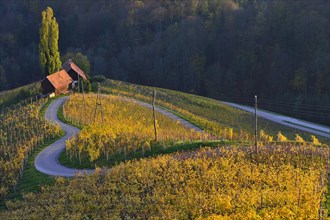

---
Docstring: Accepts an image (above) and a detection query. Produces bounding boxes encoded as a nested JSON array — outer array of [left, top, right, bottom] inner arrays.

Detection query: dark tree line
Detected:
[[0, 0, 329, 124]]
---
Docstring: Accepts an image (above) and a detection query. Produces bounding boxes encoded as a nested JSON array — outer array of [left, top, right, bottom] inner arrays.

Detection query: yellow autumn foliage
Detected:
[[2, 145, 329, 219], [64, 94, 208, 162], [0, 99, 62, 198]]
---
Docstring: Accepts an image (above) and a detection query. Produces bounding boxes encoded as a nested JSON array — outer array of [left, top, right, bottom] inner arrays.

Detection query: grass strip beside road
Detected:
[[58, 140, 245, 169]]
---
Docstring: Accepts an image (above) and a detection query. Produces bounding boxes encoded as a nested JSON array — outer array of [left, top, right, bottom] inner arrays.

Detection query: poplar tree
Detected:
[[39, 7, 61, 76]]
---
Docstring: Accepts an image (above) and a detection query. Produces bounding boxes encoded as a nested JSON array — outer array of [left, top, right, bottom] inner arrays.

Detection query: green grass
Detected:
[[56, 95, 86, 130], [40, 94, 68, 117], [0, 82, 41, 107], [58, 140, 244, 169]]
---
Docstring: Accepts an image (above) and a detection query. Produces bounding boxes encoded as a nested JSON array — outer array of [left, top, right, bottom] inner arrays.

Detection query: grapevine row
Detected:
[[3, 144, 329, 219], [63, 94, 209, 163], [0, 98, 61, 198]]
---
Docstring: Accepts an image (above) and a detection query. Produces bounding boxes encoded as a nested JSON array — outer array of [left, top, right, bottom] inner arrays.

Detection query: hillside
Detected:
[[3, 146, 329, 219], [100, 79, 329, 143], [0, 0, 329, 124], [0, 80, 329, 218], [1, 0, 329, 217], [0, 82, 41, 108]]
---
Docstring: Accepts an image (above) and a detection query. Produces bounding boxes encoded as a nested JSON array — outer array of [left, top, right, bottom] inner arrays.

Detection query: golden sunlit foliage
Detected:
[[295, 133, 305, 144], [3, 145, 329, 219], [0, 99, 61, 198], [63, 94, 208, 163], [101, 80, 252, 141], [311, 135, 321, 146], [100, 79, 326, 144], [277, 131, 288, 142], [259, 129, 274, 143]]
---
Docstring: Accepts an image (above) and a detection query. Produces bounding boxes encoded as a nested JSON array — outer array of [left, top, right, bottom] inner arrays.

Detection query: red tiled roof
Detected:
[[46, 70, 73, 89], [62, 59, 87, 80]]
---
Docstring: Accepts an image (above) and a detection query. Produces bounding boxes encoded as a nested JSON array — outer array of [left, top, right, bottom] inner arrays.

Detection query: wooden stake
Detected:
[[93, 83, 104, 123], [152, 90, 158, 141], [255, 95, 258, 154], [81, 79, 87, 124]]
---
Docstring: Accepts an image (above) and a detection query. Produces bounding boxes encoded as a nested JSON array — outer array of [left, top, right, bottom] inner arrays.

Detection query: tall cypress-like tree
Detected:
[[39, 7, 61, 76]]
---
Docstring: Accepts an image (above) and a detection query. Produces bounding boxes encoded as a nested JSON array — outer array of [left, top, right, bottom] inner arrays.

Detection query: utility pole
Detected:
[[93, 83, 104, 123], [255, 95, 258, 154], [152, 90, 158, 141], [81, 79, 87, 124], [77, 74, 80, 93]]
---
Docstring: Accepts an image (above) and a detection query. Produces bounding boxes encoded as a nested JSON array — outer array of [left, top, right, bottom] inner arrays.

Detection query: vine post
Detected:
[[255, 95, 258, 155], [152, 90, 158, 142]]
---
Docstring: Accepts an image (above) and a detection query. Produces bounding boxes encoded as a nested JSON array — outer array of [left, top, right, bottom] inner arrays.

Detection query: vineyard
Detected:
[[0, 99, 61, 199], [100, 79, 328, 144], [2, 144, 329, 219], [0, 80, 328, 218], [63, 94, 209, 164]]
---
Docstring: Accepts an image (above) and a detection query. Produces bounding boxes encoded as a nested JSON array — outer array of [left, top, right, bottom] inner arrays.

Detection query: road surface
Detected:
[[222, 102, 330, 138], [35, 97, 94, 177], [35, 96, 204, 177]]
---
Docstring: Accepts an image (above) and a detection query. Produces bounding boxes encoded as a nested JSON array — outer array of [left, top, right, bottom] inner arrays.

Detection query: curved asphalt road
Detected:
[[35, 96, 205, 177], [222, 101, 330, 138], [35, 96, 329, 177], [35, 97, 94, 177]]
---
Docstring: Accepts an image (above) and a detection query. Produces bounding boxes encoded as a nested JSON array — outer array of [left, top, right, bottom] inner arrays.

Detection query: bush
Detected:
[[91, 75, 107, 82]]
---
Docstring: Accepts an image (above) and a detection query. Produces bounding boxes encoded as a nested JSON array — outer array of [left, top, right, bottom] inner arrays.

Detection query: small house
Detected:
[[41, 70, 73, 95], [62, 59, 87, 81]]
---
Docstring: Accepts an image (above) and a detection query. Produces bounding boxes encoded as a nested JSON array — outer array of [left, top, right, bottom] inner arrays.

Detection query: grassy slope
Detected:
[[1, 80, 329, 215], [0, 82, 41, 107], [100, 79, 329, 143], [57, 94, 245, 169], [99, 79, 330, 214]]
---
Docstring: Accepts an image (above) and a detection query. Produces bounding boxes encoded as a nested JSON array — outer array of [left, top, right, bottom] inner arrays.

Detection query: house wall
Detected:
[[67, 69, 79, 81], [41, 79, 55, 95], [54, 84, 70, 95]]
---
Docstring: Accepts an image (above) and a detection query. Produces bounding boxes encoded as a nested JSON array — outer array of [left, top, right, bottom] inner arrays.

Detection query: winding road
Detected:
[[222, 102, 330, 138], [35, 97, 94, 177], [35, 96, 329, 177], [35, 96, 204, 177], [123, 97, 204, 133]]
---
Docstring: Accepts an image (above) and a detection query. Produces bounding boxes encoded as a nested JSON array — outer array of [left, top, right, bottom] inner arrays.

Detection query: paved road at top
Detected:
[[222, 102, 330, 138], [35, 96, 205, 177]]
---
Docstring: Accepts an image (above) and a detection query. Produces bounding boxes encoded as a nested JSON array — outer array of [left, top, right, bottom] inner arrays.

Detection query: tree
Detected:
[[39, 7, 61, 76], [0, 65, 7, 91], [62, 52, 91, 78]]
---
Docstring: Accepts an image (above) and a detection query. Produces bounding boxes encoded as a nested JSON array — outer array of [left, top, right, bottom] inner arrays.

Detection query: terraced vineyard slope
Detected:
[[101, 79, 328, 143], [0, 99, 61, 199], [62, 94, 209, 165], [2, 145, 329, 219]]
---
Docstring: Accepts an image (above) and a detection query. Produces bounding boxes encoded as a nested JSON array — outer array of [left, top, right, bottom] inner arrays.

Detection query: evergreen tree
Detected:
[[39, 7, 61, 76]]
